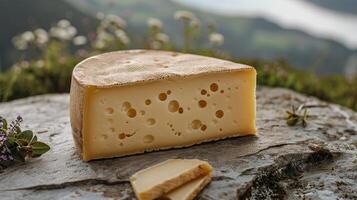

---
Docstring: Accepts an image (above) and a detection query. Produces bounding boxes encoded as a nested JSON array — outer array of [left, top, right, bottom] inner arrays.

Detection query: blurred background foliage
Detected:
[[0, 0, 356, 111]]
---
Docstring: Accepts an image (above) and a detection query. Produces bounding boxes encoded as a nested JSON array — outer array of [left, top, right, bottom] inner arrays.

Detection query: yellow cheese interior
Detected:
[[130, 159, 212, 200], [162, 175, 211, 200], [83, 70, 256, 160]]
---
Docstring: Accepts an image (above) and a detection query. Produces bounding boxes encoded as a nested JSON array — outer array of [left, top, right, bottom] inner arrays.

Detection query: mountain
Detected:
[[0, 0, 97, 71], [1, 0, 355, 75], [68, 0, 355, 74], [306, 0, 357, 15]]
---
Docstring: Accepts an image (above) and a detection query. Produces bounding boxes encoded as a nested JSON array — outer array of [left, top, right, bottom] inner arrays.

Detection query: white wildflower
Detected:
[[209, 32, 224, 46], [35, 60, 45, 68], [66, 26, 77, 38], [50, 24, 77, 41], [13, 65, 22, 73], [174, 10, 194, 21], [97, 31, 114, 41], [106, 14, 127, 29], [150, 41, 162, 50], [156, 33, 169, 43], [96, 12, 105, 20], [19, 60, 30, 69], [12, 35, 28, 50], [57, 19, 71, 28], [190, 18, 201, 29], [115, 30, 130, 45], [50, 27, 67, 40], [22, 31, 35, 42], [94, 40, 105, 49], [34, 28, 48, 44], [147, 18, 162, 29], [73, 35, 87, 46], [12, 61, 30, 73], [114, 29, 125, 38]]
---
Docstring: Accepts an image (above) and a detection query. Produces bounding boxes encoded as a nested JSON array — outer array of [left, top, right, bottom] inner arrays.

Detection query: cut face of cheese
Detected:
[[70, 50, 256, 161], [161, 175, 211, 200], [130, 159, 212, 200]]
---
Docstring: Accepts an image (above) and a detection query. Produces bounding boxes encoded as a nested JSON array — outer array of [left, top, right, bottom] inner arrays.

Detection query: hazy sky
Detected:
[[173, 0, 357, 49]]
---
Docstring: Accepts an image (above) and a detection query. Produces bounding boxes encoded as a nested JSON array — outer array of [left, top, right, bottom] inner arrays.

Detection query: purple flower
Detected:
[[0, 147, 13, 162]]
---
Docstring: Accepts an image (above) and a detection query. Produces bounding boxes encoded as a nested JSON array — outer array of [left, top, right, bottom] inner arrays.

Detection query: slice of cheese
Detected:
[[70, 50, 256, 161], [160, 175, 211, 200], [130, 159, 212, 200]]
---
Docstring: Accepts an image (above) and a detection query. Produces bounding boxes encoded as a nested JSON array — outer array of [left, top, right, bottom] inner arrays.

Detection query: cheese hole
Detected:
[[159, 93, 167, 101], [105, 107, 114, 115], [191, 120, 202, 130], [171, 128, 175, 131], [168, 100, 180, 112], [210, 83, 219, 92], [219, 128, 223, 131], [143, 135, 154, 143], [220, 90, 224, 94], [118, 133, 126, 140], [215, 110, 224, 118], [228, 87, 231, 91], [127, 108, 137, 118], [201, 89, 207, 95], [145, 99, 151, 105], [178, 107, 184, 114], [140, 110, 146, 116], [198, 100, 207, 108], [167, 90, 171, 95], [187, 107, 191, 111], [207, 94, 211, 97], [169, 124, 173, 127], [109, 127, 115, 133], [201, 125, 207, 131], [235, 86, 239, 90], [122, 102, 131, 111], [147, 118, 156, 126]]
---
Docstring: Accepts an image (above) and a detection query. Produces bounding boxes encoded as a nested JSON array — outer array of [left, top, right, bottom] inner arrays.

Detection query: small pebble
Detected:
[[339, 136, 347, 141]]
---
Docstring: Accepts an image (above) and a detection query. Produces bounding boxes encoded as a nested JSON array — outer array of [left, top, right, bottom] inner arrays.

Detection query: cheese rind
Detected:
[[161, 175, 211, 200], [70, 50, 256, 161], [130, 159, 212, 200]]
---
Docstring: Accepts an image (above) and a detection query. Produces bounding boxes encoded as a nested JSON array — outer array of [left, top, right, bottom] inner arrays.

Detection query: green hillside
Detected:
[[0, 0, 97, 71], [68, 0, 355, 75], [0, 0, 356, 111]]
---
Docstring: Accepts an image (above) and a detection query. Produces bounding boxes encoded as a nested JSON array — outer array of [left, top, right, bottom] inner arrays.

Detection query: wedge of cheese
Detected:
[[70, 50, 256, 161], [130, 159, 212, 200], [161, 175, 211, 200]]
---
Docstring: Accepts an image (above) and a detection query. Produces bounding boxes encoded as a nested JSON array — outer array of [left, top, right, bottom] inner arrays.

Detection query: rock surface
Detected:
[[0, 87, 356, 200]]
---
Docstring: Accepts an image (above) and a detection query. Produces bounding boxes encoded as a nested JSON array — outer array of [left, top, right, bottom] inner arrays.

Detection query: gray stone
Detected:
[[0, 87, 356, 200]]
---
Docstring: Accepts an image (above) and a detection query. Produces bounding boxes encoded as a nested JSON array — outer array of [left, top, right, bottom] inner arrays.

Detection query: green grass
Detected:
[[1, 47, 356, 111], [1, 13, 356, 112]]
